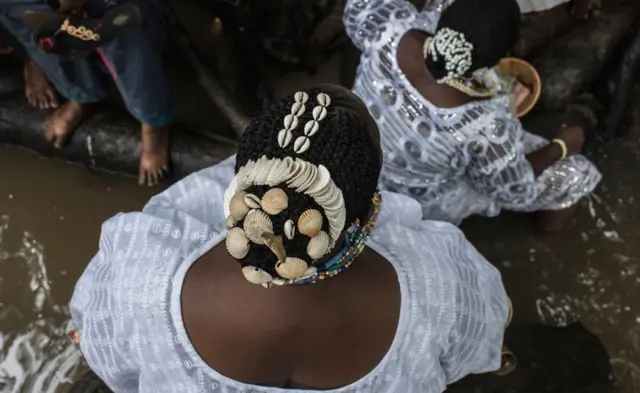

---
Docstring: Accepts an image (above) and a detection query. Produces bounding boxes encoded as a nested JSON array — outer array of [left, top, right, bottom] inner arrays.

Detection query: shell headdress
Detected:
[[224, 92, 347, 287]]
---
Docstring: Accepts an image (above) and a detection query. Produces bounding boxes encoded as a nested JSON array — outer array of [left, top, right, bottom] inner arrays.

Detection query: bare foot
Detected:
[[139, 124, 169, 187], [44, 101, 89, 148], [24, 59, 58, 109]]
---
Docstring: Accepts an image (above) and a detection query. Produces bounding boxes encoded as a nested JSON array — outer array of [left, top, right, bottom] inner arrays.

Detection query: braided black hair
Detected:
[[426, 0, 521, 80], [233, 86, 381, 276]]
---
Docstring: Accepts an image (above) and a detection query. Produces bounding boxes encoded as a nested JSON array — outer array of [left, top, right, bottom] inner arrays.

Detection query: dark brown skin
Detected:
[[24, 59, 59, 110], [397, 30, 585, 230], [182, 244, 400, 388], [44, 100, 91, 148], [139, 124, 169, 187]]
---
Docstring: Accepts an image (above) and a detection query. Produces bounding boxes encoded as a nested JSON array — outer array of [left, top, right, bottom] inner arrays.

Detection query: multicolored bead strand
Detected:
[[289, 192, 382, 286]]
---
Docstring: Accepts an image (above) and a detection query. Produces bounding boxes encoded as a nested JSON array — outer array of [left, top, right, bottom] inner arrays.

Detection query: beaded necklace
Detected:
[[288, 192, 382, 286]]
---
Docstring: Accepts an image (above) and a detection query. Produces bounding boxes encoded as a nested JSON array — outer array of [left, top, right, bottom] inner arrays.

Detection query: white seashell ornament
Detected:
[[226, 227, 250, 259], [261, 188, 288, 215], [284, 219, 295, 240], [243, 209, 274, 244], [304, 120, 319, 136], [298, 209, 323, 237], [293, 136, 311, 154], [229, 191, 250, 221], [225, 216, 236, 229], [244, 194, 261, 209], [284, 114, 299, 130], [242, 266, 273, 285], [276, 257, 309, 279], [294, 91, 309, 103], [307, 231, 330, 260], [291, 102, 305, 117], [317, 93, 331, 107], [312, 106, 327, 121], [278, 129, 293, 148]]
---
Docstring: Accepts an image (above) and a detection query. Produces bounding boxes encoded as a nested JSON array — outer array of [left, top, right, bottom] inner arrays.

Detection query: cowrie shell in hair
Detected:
[[291, 102, 305, 117], [242, 266, 273, 285], [294, 136, 311, 154], [284, 114, 299, 130], [284, 219, 295, 240], [304, 120, 319, 136], [317, 93, 331, 107], [312, 106, 327, 121], [294, 91, 309, 103], [244, 194, 261, 209], [277, 129, 293, 148]]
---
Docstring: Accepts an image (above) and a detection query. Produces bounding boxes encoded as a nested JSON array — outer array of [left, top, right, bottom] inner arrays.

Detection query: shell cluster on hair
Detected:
[[225, 155, 346, 248], [293, 92, 331, 154], [223, 90, 348, 287], [278, 91, 308, 148], [428, 27, 474, 83]]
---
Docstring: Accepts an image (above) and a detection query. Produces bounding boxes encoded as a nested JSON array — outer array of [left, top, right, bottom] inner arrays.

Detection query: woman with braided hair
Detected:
[[70, 84, 512, 391], [344, 0, 601, 230]]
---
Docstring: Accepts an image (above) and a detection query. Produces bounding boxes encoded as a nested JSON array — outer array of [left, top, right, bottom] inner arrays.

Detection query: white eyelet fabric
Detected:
[[344, 0, 601, 225], [70, 156, 509, 393]]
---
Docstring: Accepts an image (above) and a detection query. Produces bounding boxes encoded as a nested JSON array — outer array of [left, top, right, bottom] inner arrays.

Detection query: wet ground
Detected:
[[1, 65, 640, 393], [0, 147, 154, 392]]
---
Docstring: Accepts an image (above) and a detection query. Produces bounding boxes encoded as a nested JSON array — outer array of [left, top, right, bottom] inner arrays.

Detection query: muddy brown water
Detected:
[[0, 131, 639, 392]]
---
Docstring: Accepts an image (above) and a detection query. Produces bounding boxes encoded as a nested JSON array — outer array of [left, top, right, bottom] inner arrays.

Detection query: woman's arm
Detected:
[[526, 125, 585, 176]]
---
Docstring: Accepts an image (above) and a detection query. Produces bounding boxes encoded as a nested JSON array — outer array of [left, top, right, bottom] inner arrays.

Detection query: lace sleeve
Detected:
[[462, 111, 538, 206], [343, 0, 418, 50], [69, 216, 142, 393], [432, 225, 510, 382]]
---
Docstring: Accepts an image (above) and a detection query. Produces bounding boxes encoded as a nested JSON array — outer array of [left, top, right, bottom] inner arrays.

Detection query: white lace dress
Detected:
[[345, 0, 602, 224], [70, 156, 509, 393]]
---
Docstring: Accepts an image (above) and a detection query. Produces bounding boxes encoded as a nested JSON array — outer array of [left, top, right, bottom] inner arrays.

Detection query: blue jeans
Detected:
[[0, 0, 173, 126]]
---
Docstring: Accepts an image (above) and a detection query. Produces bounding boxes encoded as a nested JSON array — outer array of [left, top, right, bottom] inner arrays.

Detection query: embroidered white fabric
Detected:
[[345, 0, 601, 225], [70, 155, 509, 393]]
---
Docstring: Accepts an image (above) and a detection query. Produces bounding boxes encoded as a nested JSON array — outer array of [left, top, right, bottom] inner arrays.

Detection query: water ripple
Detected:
[[0, 215, 83, 393]]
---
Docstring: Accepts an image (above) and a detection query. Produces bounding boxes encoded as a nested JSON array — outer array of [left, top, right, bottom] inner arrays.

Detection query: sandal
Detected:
[[22, 3, 142, 58]]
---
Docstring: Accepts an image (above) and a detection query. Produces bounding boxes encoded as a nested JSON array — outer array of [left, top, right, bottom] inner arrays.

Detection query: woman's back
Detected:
[[182, 244, 401, 389]]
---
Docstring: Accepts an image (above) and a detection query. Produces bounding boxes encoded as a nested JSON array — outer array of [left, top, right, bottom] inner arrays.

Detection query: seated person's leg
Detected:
[[0, 3, 108, 147], [96, 1, 172, 187]]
